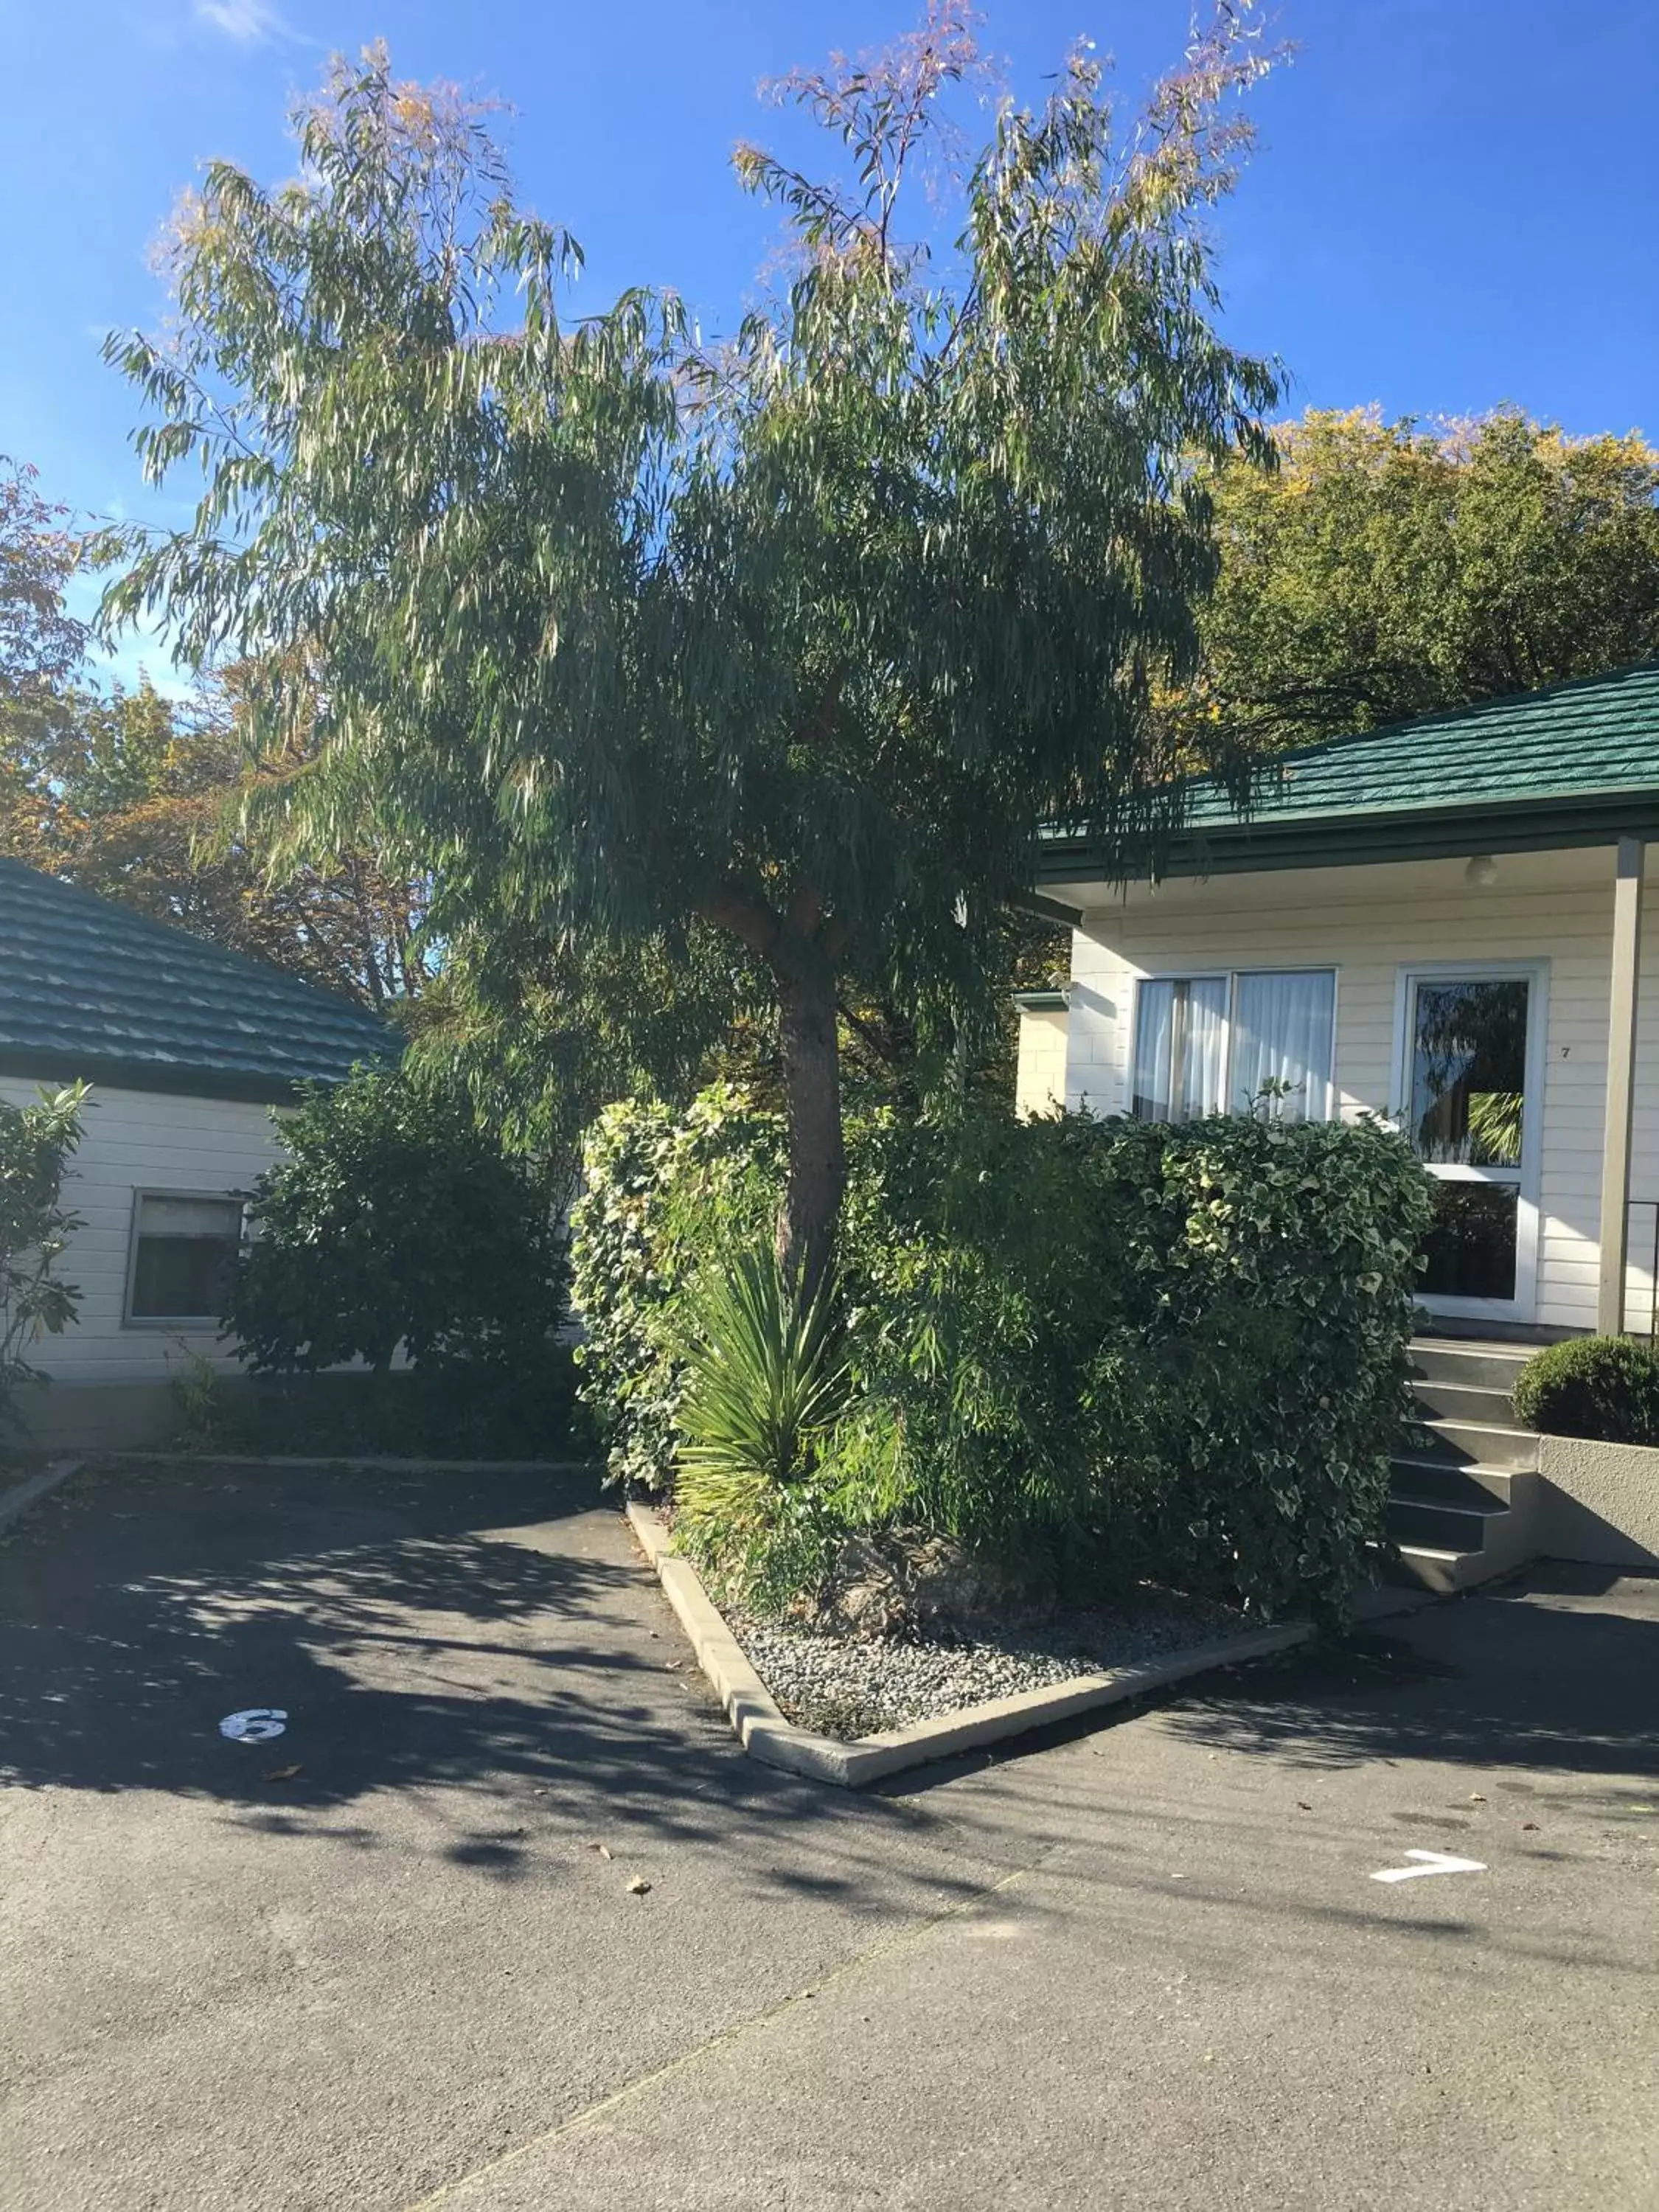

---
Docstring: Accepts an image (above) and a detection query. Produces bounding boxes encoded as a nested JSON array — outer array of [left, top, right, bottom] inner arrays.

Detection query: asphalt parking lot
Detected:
[[3, 1457, 1656, 2211]]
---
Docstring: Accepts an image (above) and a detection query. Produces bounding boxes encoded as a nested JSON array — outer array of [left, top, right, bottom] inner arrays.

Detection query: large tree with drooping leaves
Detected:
[[1180, 406, 1659, 754], [103, 10, 1284, 1290]]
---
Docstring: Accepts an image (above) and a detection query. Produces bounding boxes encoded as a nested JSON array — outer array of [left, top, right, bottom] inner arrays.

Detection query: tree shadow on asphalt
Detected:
[[1158, 1565, 1659, 1800], [0, 1457, 981, 1911], [883, 1565, 1659, 1852]]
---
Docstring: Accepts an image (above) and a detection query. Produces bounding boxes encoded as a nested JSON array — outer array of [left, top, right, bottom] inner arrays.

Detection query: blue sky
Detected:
[[6, 1, 1657, 688]]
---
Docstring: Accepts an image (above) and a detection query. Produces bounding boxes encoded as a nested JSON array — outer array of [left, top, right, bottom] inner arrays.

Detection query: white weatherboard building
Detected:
[[1016, 665, 1659, 1585], [1021, 664, 1659, 1340], [0, 860, 390, 1447]]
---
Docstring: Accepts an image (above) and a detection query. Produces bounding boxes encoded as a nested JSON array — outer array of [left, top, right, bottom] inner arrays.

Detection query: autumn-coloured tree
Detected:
[[0, 461, 429, 1006], [0, 459, 86, 706]]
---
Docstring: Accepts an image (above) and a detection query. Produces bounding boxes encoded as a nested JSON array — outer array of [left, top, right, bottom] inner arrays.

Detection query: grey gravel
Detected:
[[731, 1593, 1248, 1740]]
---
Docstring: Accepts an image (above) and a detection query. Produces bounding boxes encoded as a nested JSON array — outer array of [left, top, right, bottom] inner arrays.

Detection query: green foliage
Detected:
[[0, 457, 85, 707], [419, 919, 773, 1170], [1, 669, 435, 1009], [677, 1250, 849, 1492], [105, 15, 1284, 1287], [1512, 1335, 1659, 1446], [1, 451, 431, 1009], [572, 1086, 1434, 1621], [0, 1083, 87, 1436], [835, 1109, 1433, 1618], [1183, 407, 1659, 754], [227, 1065, 566, 1376], [568, 1086, 780, 1492], [173, 1353, 584, 1461], [672, 1249, 850, 1602], [170, 1347, 234, 1453]]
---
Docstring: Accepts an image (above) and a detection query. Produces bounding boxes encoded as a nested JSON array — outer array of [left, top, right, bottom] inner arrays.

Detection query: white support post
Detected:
[[1598, 836, 1645, 1336]]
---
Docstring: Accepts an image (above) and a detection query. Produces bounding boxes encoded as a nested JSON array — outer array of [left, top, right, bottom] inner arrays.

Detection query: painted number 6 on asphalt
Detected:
[[219, 1708, 288, 1743]]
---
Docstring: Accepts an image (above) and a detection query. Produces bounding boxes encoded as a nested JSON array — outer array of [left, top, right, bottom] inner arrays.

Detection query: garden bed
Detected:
[[728, 1588, 1248, 1742], [627, 1502, 1312, 1787]]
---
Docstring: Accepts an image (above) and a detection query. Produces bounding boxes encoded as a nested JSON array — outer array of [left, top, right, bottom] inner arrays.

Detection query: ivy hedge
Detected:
[[569, 1087, 1433, 1621]]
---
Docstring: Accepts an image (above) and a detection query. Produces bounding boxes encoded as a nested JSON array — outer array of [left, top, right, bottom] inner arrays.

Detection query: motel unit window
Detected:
[[1130, 970, 1336, 1124], [125, 1193, 247, 1324]]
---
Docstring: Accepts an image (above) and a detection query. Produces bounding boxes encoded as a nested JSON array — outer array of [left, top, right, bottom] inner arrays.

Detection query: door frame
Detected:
[[1389, 959, 1551, 1324]]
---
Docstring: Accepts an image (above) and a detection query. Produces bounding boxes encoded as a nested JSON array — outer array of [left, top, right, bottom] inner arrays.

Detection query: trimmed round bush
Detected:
[[1512, 1335, 1659, 1445]]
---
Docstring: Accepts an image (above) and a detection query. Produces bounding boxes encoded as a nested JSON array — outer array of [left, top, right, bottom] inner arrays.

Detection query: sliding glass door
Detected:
[[1399, 966, 1545, 1318]]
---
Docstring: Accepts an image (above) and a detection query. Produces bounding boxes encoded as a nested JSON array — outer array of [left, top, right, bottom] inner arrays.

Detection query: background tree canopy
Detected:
[[0, 454, 433, 1010], [1181, 406, 1659, 754], [101, 8, 1288, 1287], [0, 665, 431, 1009]]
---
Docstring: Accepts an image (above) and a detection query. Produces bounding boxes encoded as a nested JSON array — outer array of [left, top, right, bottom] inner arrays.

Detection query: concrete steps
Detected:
[[1388, 1338, 1540, 1593]]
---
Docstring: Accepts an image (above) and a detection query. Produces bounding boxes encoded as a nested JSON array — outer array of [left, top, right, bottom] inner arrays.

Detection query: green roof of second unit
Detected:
[[1040, 661, 1659, 884], [0, 859, 395, 1102]]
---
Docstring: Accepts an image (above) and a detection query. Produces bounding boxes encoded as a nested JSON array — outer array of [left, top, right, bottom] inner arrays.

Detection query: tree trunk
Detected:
[[774, 955, 846, 1299], [701, 879, 849, 1301]]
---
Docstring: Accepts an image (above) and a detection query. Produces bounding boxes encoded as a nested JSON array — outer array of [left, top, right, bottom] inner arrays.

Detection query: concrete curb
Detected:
[[108, 1452, 598, 1476], [627, 1501, 1315, 1790], [0, 1458, 86, 1535]]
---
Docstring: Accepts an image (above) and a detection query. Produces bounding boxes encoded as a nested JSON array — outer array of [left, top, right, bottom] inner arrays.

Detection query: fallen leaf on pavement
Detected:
[[627, 1878, 652, 1896], [588, 1843, 613, 1860], [1522, 1821, 1539, 1832], [1296, 1801, 1312, 1812], [262, 1764, 302, 1781]]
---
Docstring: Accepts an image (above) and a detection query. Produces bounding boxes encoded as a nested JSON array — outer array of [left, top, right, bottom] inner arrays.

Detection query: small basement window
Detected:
[[126, 1193, 247, 1324]]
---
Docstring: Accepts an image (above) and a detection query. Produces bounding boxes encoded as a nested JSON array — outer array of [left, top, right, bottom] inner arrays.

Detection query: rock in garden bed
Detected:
[[726, 1585, 1249, 1742]]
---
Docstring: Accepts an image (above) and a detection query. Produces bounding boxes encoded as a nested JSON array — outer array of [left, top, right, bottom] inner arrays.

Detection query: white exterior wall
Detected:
[[1014, 1006, 1069, 1120], [1054, 846, 1659, 1336], [1, 1077, 287, 1385]]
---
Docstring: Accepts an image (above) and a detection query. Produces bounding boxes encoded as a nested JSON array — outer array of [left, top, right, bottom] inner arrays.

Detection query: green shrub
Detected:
[[228, 1066, 566, 1377], [0, 1083, 87, 1439], [173, 1351, 585, 1460], [835, 1106, 1433, 1618], [1513, 1335, 1659, 1445], [570, 1086, 1434, 1621], [568, 1086, 780, 1490], [676, 1249, 849, 1495], [672, 1250, 851, 1609]]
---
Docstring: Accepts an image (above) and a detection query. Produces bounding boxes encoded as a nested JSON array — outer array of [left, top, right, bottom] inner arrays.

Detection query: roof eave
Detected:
[[1036, 789, 1659, 889], [0, 1046, 386, 1106]]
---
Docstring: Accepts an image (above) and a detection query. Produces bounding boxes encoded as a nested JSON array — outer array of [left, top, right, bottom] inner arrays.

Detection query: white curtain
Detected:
[[1231, 970, 1335, 1121], [1133, 977, 1228, 1121], [1183, 978, 1228, 1117], [1132, 979, 1175, 1119]]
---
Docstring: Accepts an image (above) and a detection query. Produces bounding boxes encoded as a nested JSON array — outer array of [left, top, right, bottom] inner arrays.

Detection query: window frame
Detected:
[[122, 1187, 251, 1331], [1129, 964, 1340, 1124]]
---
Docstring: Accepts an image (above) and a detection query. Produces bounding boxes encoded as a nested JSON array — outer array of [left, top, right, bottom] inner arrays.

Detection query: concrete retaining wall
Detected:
[[1537, 1433, 1659, 1569]]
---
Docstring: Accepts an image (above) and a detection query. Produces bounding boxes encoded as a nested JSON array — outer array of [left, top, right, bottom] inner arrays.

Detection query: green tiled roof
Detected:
[[0, 860, 395, 1101], [1041, 663, 1659, 885], [1189, 662, 1659, 826]]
